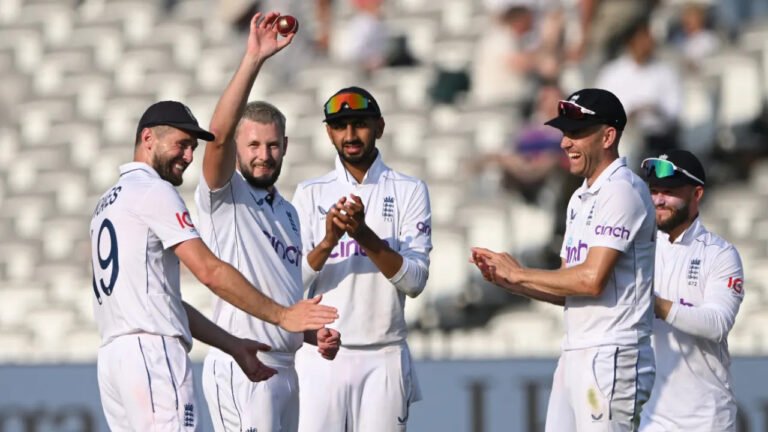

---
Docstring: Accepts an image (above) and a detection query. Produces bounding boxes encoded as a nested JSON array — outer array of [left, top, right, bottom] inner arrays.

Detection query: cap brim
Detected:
[[173, 123, 215, 142], [544, 115, 604, 132], [324, 110, 381, 123]]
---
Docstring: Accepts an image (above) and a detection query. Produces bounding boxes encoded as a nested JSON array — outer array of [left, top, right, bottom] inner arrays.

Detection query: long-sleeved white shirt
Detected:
[[292, 153, 432, 347], [640, 217, 745, 431]]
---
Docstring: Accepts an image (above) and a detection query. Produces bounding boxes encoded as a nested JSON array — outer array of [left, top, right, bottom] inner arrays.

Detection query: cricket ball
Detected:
[[277, 15, 299, 36]]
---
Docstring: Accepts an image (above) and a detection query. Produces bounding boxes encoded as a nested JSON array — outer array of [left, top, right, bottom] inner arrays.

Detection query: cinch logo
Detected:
[[594, 225, 630, 240], [261, 230, 301, 267], [728, 277, 744, 294], [565, 240, 588, 264], [330, 239, 368, 259], [176, 211, 195, 229]]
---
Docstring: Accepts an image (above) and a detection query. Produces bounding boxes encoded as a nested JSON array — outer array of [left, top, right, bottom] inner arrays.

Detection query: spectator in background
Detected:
[[596, 17, 682, 168], [471, 4, 537, 104], [334, 0, 389, 73], [474, 83, 567, 206], [674, 1, 720, 71], [568, 0, 657, 72]]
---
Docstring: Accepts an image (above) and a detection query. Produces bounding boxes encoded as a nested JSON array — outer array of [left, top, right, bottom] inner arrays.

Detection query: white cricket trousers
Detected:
[[202, 349, 299, 432], [97, 334, 198, 431], [296, 342, 421, 432], [545, 342, 655, 432]]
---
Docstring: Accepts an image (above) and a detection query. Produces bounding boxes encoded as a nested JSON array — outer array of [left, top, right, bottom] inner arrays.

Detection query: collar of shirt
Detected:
[[236, 171, 282, 206], [120, 161, 161, 179], [334, 151, 388, 186], [577, 157, 627, 198], [659, 215, 705, 246]]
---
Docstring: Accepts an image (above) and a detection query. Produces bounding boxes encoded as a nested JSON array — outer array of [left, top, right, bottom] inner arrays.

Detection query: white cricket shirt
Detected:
[[90, 162, 198, 349], [641, 218, 744, 431], [292, 153, 432, 347], [195, 171, 304, 356], [559, 157, 656, 350]]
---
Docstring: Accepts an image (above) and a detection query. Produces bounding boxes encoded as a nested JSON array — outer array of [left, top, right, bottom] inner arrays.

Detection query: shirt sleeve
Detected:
[[138, 181, 200, 249], [587, 181, 648, 253], [194, 172, 234, 216], [389, 180, 433, 298], [665, 245, 745, 342], [291, 183, 321, 290]]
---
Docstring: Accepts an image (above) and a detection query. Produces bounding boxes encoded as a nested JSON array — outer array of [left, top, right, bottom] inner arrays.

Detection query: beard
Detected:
[[337, 140, 377, 165], [656, 201, 690, 233], [240, 159, 282, 189], [152, 153, 184, 186]]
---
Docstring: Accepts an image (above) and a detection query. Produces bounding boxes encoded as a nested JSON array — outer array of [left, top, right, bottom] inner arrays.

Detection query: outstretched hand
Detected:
[[231, 338, 278, 382], [279, 295, 338, 333], [246, 11, 295, 61]]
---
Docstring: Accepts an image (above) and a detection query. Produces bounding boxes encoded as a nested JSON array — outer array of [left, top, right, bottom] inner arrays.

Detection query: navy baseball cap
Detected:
[[323, 87, 382, 123], [545, 88, 627, 132], [642, 150, 706, 188], [136, 101, 215, 142]]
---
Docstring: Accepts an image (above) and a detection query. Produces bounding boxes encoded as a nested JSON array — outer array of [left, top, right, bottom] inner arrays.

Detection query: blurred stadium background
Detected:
[[2, 0, 768, 430]]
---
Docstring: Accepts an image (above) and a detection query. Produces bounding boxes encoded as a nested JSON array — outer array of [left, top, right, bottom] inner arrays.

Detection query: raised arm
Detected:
[[174, 237, 337, 332], [204, 11, 295, 190]]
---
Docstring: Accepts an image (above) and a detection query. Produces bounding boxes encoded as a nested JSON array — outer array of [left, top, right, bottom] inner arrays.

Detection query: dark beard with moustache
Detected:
[[152, 153, 184, 186], [337, 140, 377, 165], [657, 201, 691, 233], [240, 159, 282, 189]]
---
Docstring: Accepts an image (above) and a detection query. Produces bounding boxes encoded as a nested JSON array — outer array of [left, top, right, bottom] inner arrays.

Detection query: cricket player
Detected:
[[292, 87, 433, 432], [193, 12, 341, 432], [91, 99, 337, 431], [639, 150, 745, 431], [472, 88, 656, 431]]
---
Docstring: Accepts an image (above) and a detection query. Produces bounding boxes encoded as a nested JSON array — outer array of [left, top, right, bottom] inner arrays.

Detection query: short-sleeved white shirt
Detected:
[[642, 218, 744, 430], [90, 162, 199, 349], [195, 171, 304, 355], [559, 157, 656, 350], [292, 154, 432, 347]]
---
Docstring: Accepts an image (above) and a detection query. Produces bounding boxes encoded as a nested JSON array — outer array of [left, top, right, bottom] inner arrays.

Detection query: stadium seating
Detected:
[[2, 0, 768, 362]]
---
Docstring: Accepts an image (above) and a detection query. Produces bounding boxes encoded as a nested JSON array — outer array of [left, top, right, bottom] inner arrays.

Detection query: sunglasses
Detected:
[[641, 158, 705, 185], [558, 100, 598, 120], [325, 93, 369, 115]]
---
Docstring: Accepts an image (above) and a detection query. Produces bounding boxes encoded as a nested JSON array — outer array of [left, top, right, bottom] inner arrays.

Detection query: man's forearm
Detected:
[[183, 302, 237, 354], [307, 240, 336, 271], [513, 265, 601, 298], [355, 226, 403, 279], [208, 261, 285, 326], [496, 279, 565, 306]]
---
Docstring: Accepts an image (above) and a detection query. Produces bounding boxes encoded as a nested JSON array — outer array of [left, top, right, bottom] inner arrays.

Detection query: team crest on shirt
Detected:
[[687, 259, 701, 286], [184, 403, 194, 427], [382, 196, 395, 221], [286, 211, 299, 234]]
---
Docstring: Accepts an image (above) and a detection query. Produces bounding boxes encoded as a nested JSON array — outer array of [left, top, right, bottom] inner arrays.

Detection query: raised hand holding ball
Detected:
[[276, 15, 299, 36]]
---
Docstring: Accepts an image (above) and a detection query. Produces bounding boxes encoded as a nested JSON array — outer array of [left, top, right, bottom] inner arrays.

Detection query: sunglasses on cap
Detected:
[[558, 100, 598, 120], [641, 158, 705, 185], [325, 93, 370, 114]]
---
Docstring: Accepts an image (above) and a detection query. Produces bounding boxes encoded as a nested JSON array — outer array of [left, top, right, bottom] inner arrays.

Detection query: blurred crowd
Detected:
[[197, 0, 768, 320]]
